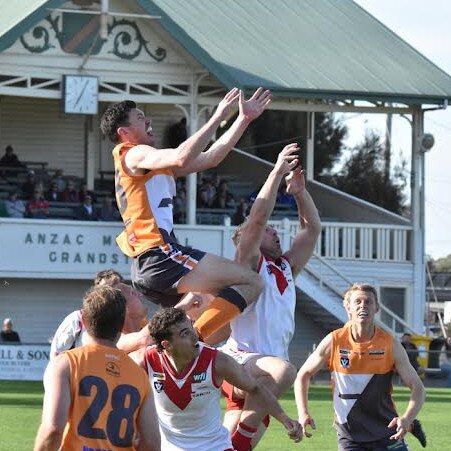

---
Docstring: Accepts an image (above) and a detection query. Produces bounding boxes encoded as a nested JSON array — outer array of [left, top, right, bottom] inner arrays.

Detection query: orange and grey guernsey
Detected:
[[113, 142, 177, 257], [328, 323, 398, 443], [61, 343, 150, 451]]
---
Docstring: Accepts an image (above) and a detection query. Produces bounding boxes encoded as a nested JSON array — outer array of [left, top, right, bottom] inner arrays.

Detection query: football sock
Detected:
[[231, 422, 257, 451]]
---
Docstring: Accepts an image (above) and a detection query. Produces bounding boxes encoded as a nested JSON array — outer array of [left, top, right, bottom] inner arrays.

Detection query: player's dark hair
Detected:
[[94, 269, 124, 287], [100, 100, 136, 143], [82, 286, 126, 340], [148, 308, 187, 352]]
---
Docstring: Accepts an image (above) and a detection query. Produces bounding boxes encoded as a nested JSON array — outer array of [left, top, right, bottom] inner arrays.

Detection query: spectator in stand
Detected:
[[232, 198, 249, 226], [51, 169, 66, 193], [439, 336, 451, 387], [75, 194, 98, 221], [21, 169, 38, 200], [0, 318, 21, 342], [5, 191, 26, 218], [46, 182, 62, 202], [61, 179, 79, 203], [0, 145, 26, 175], [198, 177, 216, 208], [211, 180, 235, 209], [211, 172, 221, 190], [78, 181, 96, 203], [174, 187, 187, 224], [401, 333, 424, 376], [276, 182, 296, 209], [26, 189, 49, 219], [99, 196, 120, 221]]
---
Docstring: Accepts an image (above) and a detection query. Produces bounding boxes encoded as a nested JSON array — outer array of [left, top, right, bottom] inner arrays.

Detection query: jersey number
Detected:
[[77, 375, 141, 447]]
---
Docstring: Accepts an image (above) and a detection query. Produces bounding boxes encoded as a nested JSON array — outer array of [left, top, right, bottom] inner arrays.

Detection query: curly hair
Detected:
[[100, 100, 136, 143], [82, 285, 126, 340], [148, 307, 188, 352]]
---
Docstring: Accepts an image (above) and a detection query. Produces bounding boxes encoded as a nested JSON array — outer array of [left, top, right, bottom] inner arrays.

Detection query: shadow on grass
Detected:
[[0, 397, 43, 407]]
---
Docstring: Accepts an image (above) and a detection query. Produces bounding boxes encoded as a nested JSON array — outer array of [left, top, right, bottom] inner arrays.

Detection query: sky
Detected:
[[350, 0, 451, 259]]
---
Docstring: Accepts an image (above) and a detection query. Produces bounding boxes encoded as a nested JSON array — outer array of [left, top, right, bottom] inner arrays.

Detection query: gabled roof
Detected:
[[1, 0, 451, 105]]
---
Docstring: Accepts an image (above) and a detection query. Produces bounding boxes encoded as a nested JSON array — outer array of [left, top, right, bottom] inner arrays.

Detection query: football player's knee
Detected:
[[280, 361, 297, 388]]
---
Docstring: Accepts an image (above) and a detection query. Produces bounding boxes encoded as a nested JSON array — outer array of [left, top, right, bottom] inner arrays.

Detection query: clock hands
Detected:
[[74, 79, 90, 109]]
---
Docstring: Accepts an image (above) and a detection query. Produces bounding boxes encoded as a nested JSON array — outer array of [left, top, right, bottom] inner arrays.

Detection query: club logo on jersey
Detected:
[[369, 350, 385, 355], [340, 356, 350, 369], [193, 371, 207, 382], [106, 361, 120, 377], [158, 197, 173, 208], [154, 380, 164, 393]]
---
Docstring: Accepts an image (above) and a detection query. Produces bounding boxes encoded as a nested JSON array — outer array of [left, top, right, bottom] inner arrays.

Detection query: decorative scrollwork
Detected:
[[20, 20, 55, 53], [108, 18, 166, 61]]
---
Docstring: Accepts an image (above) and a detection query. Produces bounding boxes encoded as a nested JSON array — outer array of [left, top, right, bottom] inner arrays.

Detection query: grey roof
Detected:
[[1, 0, 451, 105]]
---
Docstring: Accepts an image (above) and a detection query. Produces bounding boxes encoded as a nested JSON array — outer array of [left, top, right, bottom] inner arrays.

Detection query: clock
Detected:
[[63, 75, 98, 114]]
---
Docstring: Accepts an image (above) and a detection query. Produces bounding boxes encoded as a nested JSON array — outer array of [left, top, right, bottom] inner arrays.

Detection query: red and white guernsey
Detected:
[[144, 343, 232, 451], [225, 255, 296, 361]]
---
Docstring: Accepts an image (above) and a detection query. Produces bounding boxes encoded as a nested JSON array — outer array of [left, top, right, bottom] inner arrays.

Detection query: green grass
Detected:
[[1, 380, 450, 450]]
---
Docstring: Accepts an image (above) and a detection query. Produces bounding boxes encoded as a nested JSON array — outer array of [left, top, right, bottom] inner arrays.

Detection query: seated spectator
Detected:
[[197, 177, 216, 208], [401, 333, 424, 375], [26, 189, 49, 219], [51, 169, 66, 192], [0, 145, 25, 175], [5, 191, 26, 218], [79, 181, 96, 203], [232, 198, 249, 226], [99, 196, 120, 221], [21, 169, 38, 200], [276, 182, 296, 208], [440, 336, 451, 388], [46, 182, 62, 202], [0, 318, 20, 342], [174, 188, 186, 224], [211, 180, 235, 209], [76, 194, 98, 221], [61, 179, 79, 203]]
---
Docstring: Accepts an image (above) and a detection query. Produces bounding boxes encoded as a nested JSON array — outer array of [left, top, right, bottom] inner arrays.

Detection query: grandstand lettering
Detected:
[[48, 251, 128, 265], [24, 233, 84, 245]]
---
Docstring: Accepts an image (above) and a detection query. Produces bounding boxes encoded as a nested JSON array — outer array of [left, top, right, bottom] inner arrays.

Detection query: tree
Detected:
[[323, 130, 407, 214], [429, 255, 451, 272]]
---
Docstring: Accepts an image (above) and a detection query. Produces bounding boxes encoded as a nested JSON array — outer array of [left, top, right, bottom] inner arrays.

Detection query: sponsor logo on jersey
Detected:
[[193, 371, 207, 382], [154, 379, 164, 393], [153, 372, 165, 380], [369, 350, 385, 355], [339, 349, 351, 355], [340, 356, 350, 369], [106, 361, 120, 377]]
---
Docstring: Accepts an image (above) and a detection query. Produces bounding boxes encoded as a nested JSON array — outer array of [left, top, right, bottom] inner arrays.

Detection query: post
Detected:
[[411, 106, 426, 333], [306, 112, 315, 180]]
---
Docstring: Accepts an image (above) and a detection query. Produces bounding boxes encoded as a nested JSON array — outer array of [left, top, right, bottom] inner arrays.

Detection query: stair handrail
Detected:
[[305, 252, 416, 335]]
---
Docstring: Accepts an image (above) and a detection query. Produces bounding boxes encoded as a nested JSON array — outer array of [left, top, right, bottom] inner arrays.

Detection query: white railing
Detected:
[[276, 221, 412, 263]]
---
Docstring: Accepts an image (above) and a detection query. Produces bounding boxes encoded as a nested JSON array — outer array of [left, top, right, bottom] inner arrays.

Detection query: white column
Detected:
[[306, 112, 315, 179], [411, 107, 426, 333], [85, 116, 97, 190]]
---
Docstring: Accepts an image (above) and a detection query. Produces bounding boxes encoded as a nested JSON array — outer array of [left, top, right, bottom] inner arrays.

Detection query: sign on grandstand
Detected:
[[0, 344, 50, 381]]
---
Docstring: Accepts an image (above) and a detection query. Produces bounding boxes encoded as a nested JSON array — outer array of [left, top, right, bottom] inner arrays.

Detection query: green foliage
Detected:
[[323, 131, 407, 214], [429, 254, 451, 272], [1, 381, 450, 451]]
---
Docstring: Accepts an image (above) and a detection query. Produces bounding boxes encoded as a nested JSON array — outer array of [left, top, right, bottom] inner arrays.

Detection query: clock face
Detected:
[[63, 75, 98, 114]]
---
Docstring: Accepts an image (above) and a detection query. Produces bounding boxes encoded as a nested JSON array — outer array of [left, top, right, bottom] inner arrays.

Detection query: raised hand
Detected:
[[285, 166, 306, 195], [274, 143, 300, 175], [239, 87, 272, 122], [215, 87, 240, 119], [299, 413, 316, 438]]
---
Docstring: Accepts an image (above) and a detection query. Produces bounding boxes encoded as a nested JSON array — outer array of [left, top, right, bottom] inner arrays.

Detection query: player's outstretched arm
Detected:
[[174, 88, 271, 176], [294, 333, 332, 438], [127, 88, 240, 172], [284, 168, 321, 276], [34, 355, 71, 451], [236, 143, 299, 270], [117, 325, 153, 354], [215, 351, 303, 443], [136, 389, 161, 451], [388, 339, 426, 441]]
